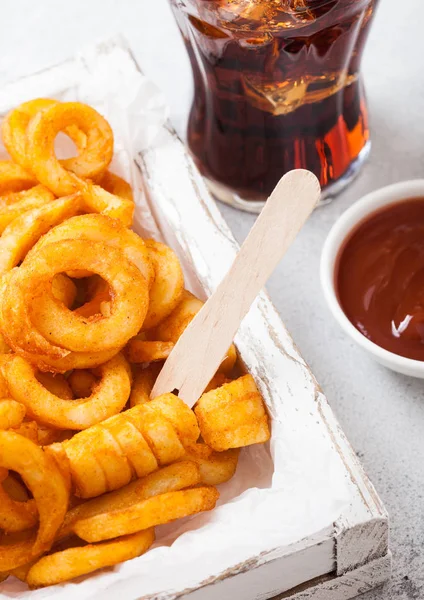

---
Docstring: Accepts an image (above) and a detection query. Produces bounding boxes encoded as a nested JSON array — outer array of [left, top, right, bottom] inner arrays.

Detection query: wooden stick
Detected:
[[151, 169, 321, 406]]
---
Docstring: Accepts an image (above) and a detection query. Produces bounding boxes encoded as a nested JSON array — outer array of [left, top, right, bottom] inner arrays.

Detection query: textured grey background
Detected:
[[1, 1, 423, 598]]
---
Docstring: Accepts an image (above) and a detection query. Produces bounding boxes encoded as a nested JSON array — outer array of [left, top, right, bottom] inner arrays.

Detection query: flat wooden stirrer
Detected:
[[150, 169, 321, 407]]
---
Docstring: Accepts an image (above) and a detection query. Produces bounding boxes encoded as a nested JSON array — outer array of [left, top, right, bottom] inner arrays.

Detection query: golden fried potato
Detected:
[[33, 213, 153, 287], [0, 400, 26, 430], [101, 414, 159, 481], [0, 334, 11, 355], [182, 443, 239, 485], [0, 161, 36, 195], [143, 239, 184, 330], [73, 288, 111, 318], [26, 240, 148, 354], [204, 372, 231, 393], [0, 244, 145, 372], [60, 394, 199, 498], [74, 486, 219, 543], [129, 363, 161, 407], [9, 344, 120, 375], [91, 425, 134, 492], [70, 274, 111, 316], [11, 421, 39, 444], [10, 558, 38, 582], [35, 425, 73, 446], [6, 353, 131, 430], [0, 364, 10, 400], [0, 475, 36, 536], [126, 339, 174, 364], [132, 408, 184, 466], [0, 479, 38, 533], [141, 393, 199, 447], [26, 101, 113, 194], [58, 461, 200, 540], [26, 529, 154, 588], [43, 443, 72, 494], [50, 274, 77, 308], [64, 416, 153, 499], [2, 474, 30, 501], [67, 369, 97, 398], [35, 372, 73, 400], [79, 180, 134, 227], [99, 171, 133, 202], [151, 289, 203, 342], [0, 185, 54, 234], [0, 195, 81, 275], [2, 98, 86, 173], [219, 343, 238, 376], [0, 431, 69, 570], [194, 374, 270, 451]]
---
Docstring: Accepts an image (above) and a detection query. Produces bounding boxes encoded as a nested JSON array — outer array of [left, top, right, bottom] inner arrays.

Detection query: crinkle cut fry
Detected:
[[194, 374, 270, 451], [59, 394, 200, 497]]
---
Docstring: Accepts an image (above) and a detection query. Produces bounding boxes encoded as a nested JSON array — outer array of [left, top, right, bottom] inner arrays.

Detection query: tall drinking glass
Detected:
[[170, 0, 379, 212]]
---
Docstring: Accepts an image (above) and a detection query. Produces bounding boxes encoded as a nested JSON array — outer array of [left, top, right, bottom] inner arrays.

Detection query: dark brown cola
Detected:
[[171, 0, 379, 207]]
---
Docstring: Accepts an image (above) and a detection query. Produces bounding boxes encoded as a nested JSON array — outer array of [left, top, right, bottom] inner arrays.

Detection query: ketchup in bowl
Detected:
[[336, 198, 424, 361]]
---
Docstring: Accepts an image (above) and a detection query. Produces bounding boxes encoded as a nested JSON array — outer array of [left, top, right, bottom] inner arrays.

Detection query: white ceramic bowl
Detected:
[[320, 179, 424, 378]]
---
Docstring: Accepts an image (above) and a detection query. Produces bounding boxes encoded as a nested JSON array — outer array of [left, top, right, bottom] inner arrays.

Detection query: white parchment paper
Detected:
[[0, 38, 350, 600]]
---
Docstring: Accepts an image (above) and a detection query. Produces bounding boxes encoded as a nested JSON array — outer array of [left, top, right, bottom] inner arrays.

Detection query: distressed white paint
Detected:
[[181, 553, 391, 600], [0, 38, 389, 600]]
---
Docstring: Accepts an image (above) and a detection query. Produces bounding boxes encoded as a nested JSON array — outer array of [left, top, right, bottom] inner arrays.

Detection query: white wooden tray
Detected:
[[136, 52, 391, 600], [0, 38, 390, 600], [138, 117, 390, 600]]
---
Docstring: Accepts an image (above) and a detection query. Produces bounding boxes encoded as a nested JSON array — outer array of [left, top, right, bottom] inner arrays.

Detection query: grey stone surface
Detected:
[[1, 0, 424, 597]]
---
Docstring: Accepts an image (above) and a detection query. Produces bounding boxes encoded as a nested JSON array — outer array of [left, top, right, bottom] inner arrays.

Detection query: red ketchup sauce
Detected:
[[336, 198, 424, 361]]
